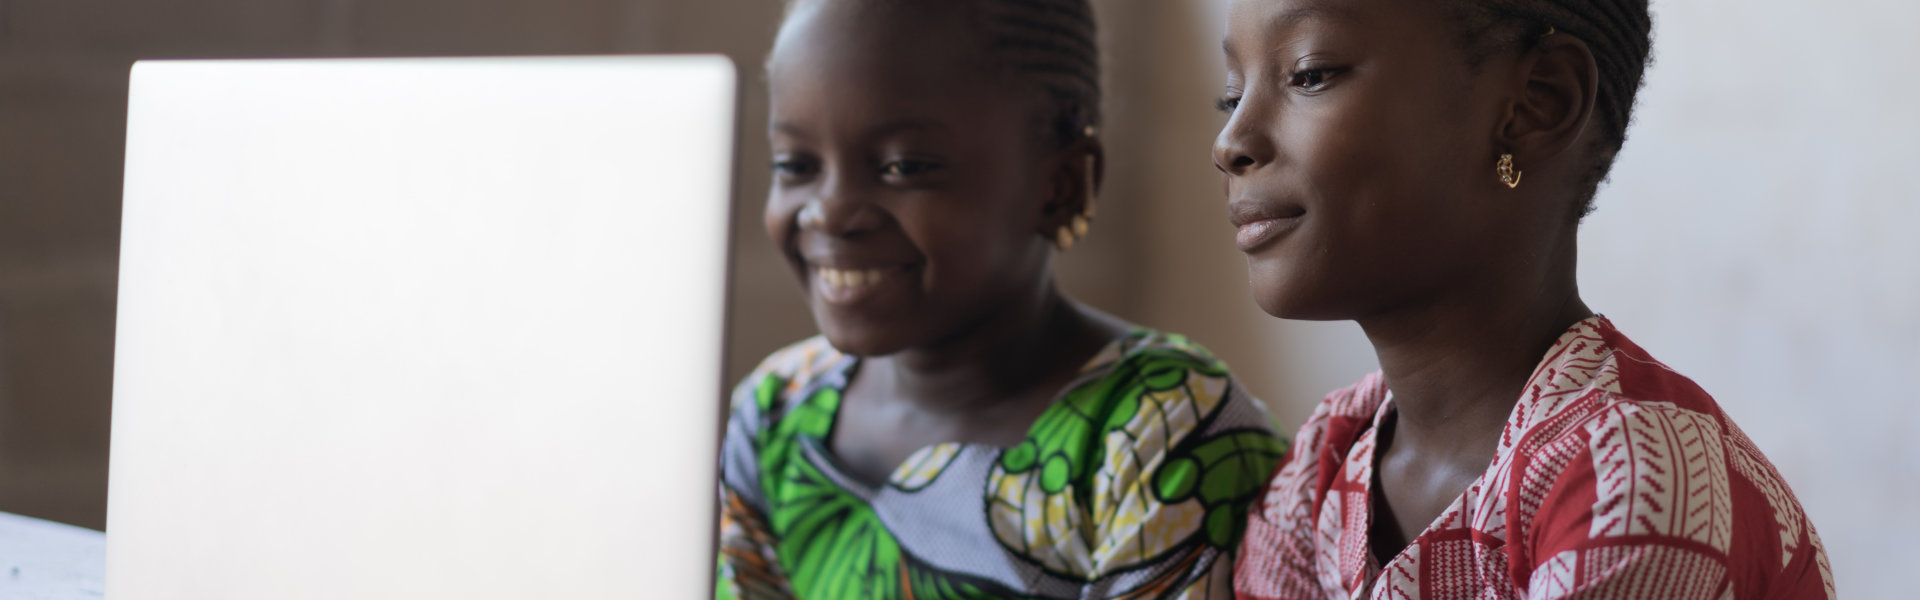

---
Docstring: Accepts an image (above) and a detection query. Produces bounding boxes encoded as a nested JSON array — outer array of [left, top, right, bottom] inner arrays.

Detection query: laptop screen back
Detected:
[[108, 56, 736, 599]]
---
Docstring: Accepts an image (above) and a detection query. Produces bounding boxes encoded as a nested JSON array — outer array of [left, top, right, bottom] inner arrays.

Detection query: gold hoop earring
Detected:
[[1082, 155, 1098, 218], [1055, 215, 1092, 251], [1497, 154, 1523, 189], [1056, 155, 1097, 252]]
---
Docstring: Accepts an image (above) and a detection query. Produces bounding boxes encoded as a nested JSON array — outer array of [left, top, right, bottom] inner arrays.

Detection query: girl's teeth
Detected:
[[818, 267, 894, 290]]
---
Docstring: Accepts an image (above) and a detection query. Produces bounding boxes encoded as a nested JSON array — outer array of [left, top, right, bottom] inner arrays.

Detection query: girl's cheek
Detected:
[[764, 192, 800, 242]]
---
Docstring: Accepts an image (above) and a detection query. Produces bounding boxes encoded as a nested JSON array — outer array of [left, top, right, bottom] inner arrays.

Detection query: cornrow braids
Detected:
[[779, 0, 1103, 147], [1451, 0, 1653, 216], [968, 0, 1103, 145]]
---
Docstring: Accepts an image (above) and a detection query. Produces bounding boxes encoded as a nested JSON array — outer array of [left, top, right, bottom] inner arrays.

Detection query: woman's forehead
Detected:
[[1224, 0, 1454, 62]]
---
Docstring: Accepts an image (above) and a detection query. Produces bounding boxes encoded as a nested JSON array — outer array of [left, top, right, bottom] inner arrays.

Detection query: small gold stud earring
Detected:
[[1497, 153, 1523, 189]]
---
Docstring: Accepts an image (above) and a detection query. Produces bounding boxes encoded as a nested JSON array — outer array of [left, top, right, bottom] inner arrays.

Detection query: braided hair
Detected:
[[1452, 0, 1653, 216], [971, 0, 1103, 144], [779, 0, 1103, 147]]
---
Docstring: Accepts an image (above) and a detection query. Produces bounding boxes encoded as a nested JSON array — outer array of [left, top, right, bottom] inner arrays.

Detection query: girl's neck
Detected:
[[866, 281, 1121, 416]]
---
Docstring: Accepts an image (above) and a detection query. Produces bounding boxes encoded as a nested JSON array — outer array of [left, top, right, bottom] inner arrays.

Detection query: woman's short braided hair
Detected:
[[1453, 0, 1653, 215]]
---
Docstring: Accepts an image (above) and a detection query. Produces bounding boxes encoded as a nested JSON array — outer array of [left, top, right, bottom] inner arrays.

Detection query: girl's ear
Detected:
[[1036, 137, 1104, 246]]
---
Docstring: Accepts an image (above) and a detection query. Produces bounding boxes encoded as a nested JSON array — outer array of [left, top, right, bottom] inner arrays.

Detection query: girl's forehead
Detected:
[[768, 5, 1011, 106], [773, 0, 986, 60]]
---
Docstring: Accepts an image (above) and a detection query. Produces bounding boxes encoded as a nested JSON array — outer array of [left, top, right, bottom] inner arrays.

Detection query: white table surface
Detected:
[[0, 512, 105, 599]]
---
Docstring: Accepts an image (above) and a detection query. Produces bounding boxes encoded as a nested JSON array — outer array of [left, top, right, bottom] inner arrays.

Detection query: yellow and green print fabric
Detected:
[[716, 331, 1288, 600]]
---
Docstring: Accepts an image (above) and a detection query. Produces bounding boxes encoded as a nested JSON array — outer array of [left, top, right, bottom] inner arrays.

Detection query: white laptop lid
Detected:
[[108, 56, 736, 599]]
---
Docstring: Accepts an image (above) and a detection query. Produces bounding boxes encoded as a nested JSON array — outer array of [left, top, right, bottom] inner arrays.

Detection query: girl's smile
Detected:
[[809, 262, 922, 306]]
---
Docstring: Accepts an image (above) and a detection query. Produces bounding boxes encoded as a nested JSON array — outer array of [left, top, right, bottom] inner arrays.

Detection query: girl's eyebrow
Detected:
[[862, 118, 947, 140], [770, 121, 811, 138], [770, 118, 946, 140]]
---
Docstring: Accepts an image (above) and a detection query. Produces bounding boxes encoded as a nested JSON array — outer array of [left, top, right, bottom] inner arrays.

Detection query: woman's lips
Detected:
[[1234, 217, 1301, 252], [1228, 199, 1305, 253]]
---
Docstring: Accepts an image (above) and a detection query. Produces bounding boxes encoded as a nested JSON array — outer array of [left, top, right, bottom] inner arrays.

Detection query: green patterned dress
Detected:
[[716, 330, 1288, 600]]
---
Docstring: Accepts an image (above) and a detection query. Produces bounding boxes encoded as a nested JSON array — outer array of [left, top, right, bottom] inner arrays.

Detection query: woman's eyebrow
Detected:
[[1224, 3, 1356, 61], [1273, 4, 1355, 28]]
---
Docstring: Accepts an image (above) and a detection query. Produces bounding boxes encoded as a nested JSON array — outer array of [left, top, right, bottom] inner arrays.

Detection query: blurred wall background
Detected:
[[1, 0, 1912, 595], [1570, 2, 1920, 594]]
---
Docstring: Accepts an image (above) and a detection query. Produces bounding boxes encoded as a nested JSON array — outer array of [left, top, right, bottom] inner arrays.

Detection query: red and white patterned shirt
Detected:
[[1235, 316, 1833, 599]]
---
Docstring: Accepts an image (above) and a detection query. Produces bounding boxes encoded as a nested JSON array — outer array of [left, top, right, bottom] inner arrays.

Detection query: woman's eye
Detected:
[[880, 160, 941, 178], [1215, 95, 1242, 114], [1289, 67, 1343, 92]]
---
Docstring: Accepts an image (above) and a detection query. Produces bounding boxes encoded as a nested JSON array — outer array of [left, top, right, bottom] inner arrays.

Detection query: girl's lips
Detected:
[[811, 262, 920, 305]]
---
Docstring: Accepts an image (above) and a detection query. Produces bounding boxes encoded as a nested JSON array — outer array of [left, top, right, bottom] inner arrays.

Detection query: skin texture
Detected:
[[765, 0, 1126, 486], [1213, 0, 1600, 575]]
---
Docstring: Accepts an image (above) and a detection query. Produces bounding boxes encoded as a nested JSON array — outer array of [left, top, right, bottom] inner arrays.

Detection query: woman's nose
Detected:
[[1213, 110, 1273, 177]]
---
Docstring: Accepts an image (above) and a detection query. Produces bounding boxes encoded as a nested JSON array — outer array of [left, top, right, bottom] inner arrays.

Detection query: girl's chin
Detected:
[[815, 324, 913, 358]]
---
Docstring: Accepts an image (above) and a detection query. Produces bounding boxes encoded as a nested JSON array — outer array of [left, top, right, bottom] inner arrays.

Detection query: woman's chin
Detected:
[[1248, 269, 1348, 322]]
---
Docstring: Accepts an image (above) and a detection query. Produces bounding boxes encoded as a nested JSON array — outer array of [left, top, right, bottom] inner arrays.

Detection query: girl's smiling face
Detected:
[[1213, 0, 1545, 321], [765, 1, 1068, 356]]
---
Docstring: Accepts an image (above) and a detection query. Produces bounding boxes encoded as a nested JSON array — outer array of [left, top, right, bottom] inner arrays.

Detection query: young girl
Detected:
[[715, 1, 1287, 598], [1212, 0, 1832, 598]]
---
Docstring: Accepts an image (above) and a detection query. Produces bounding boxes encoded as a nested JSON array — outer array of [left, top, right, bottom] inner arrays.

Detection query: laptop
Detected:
[[107, 56, 737, 599]]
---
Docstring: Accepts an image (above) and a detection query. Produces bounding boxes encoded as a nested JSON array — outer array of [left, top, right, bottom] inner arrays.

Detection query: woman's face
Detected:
[[1214, 0, 1528, 321], [765, 3, 1060, 356]]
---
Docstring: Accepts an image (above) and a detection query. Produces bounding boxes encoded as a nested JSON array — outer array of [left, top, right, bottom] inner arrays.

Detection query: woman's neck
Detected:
[[1358, 250, 1593, 455]]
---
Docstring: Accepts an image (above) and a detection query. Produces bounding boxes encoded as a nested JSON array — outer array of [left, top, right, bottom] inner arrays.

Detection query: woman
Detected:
[[1211, 0, 1832, 597]]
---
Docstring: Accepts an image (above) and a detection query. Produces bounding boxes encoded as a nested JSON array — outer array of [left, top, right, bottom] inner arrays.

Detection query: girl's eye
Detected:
[[1215, 95, 1242, 114], [1289, 67, 1344, 92], [772, 158, 818, 178], [881, 160, 941, 178]]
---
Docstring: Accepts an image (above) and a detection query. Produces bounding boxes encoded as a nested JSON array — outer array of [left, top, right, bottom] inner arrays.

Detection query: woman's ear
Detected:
[[1036, 138, 1104, 247], [1499, 33, 1601, 162]]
